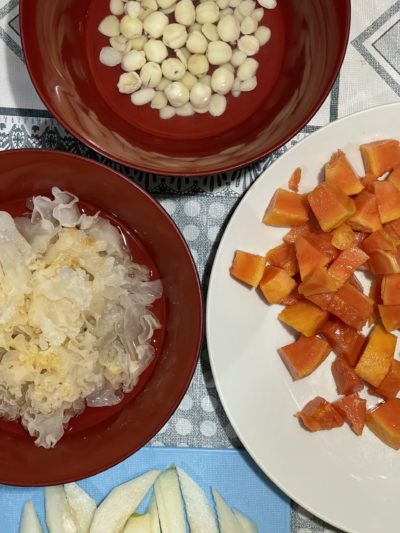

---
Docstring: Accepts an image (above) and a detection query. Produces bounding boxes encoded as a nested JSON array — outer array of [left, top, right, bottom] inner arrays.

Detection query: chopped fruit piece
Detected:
[[384, 219, 400, 243], [327, 283, 373, 330], [266, 242, 298, 276], [296, 397, 344, 431], [307, 232, 339, 262], [278, 301, 328, 337], [378, 305, 400, 331], [360, 229, 395, 254], [331, 357, 364, 395], [349, 274, 364, 293], [295, 236, 330, 280], [278, 335, 331, 380], [325, 150, 364, 195], [262, 188, 309, 227], [331, 224, 356, 250], [374, 181, 400, 224], [388, 164, 400, 190], [319, 318, 365, 367], [283, 222, 314, 244], [348, 191, 382, 233], [366, 399, 400, 449], [298, 268, 340, 296], [368, 275, 382, 326], [361, 172, 378, 192], [369, 360, 400, 400], [355, 325, 396, 387], [259, 266, 297, 304], [308, 182, 356, 232], [288, 167, 301, 192], [360, 139, 400, 178], [230, 250, 265, 287], [354, 231, 368, 245], [306, 292, 334, 311], [381, 273, 400, 304], [328, 247, 369, 284], [279, 291, 303, 305], [332, 393, 366, 436], [368, 250, 400, 274]]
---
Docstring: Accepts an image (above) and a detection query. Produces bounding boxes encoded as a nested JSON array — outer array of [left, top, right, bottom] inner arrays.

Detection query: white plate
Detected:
[[207, 103, 400, 533]]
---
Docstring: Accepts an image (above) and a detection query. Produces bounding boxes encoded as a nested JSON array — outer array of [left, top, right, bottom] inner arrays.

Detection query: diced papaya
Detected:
[[295, 236, 330, 280], [360, 139, 400, 178], [288, 167, 301, 192], [332, 393, 366, 436], [265, 242, 298, 277], [308, 182, 356, 232], [331, 223, 356, 250], [378, 305, 400, 332], [262, 188, 309, 227], [366, 398, 400, 449], [374, 181, 400, 224], [369, 360, 400, 399], [278, 335, 331, 380], [388, 163, 400, 191], [230, 250, 265, 287], [361, 172, 378, 192], [381, 273, 400, 304], [368, 250, 400, 274], [278, 301, 328, 337], [331, 357, 364, 395], [296, 396, 344, 431], [327, 283, 373, 330], [368, 275, 382, 326], [349, 274, 364, 293], [355, 324, 396, 387], [259, 266, 297, 304], [306, 292, 334, 311], [283, 222, 315, 244], [298, 267, 340, 296], [307, 232, 339, 262], [325, 150, 364, 196], [348, 191, 382, 233], [328, 247, 369, 285], [384, 219, 400, 245], [354, 231, 368, 245], [360, 229, 395, 254], [279, 290, 303, 305], [319, 318, 365, 367]]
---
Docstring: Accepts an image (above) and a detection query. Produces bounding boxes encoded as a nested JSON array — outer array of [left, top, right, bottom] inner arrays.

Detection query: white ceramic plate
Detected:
[[207, 103, 400, 533]]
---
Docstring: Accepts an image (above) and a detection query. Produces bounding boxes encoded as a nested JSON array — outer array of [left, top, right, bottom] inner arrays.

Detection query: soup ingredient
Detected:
[[123, 513, 151, 532], [212, 488, 242, 533], [64, 483, 97, 533], [20, 502, 43, 533], [148, 494, 161, 533], [154, 468, 186, 533]]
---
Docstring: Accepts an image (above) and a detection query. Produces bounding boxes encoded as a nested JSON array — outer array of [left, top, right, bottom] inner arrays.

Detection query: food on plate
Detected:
[[229, 139, 400, 449], [98, 0, 276, 119], [20, 501, 43, 533], [0, 188, 162, 448]]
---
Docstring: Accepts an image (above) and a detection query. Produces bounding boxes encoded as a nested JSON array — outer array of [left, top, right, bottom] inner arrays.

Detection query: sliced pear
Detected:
[[233, 508, 258, 533], [177, 467, 218, 533], [64, 483, 96, 533], [147, 494, 161, 533], [123, 513, 152, 533], [154, 467, 186, 533], [212, 488, 242, 533], [45, 485, 78, 533], [20, 501, 44, 533], [89, 470, 160, 533]]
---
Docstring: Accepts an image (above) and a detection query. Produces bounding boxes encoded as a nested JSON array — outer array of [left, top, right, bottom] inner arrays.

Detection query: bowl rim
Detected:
[[0, 148, 204, 485], [19, 1, 351, 177]]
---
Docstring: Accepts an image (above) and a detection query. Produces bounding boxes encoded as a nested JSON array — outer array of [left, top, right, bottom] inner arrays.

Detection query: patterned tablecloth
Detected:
[[1, 0, 399, 531]]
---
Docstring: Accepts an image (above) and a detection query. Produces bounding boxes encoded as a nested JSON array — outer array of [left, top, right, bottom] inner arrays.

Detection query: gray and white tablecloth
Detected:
[[1, 0, 400, 531]]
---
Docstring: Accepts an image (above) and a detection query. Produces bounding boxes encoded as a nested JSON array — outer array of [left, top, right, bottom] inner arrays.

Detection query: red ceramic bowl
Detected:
[[0, 150, 202, 486], [20, 0, 350, 176]]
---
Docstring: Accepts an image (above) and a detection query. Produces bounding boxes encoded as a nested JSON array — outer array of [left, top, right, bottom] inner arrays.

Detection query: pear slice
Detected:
[[212, 488, 242, 533], [45, 485, 78, 533], [123, 513, 152, 533], [89, 470, 160, 533], [233, 508, 258, 533], [147, 494, 161, 533], [19, 501, 44, 533], [177, 467, 218, 533], [64, 483, 96, 533], [154, 467, 186, 533]]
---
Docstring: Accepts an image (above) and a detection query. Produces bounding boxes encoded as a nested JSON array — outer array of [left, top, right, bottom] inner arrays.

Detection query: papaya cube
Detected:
[[262, 188, 309, 227], [384, 219, 400, 244], [378, 305, 400, 332], [388, 164, 400, 190], [369, 360, 400, 400], [308, 182, 356, 232], [374, 181, 400, 224], [306, 292, 334, 311], [259, 266, 296, 304], [328, 247, 369, 285], [278, 335, 331, 380], [348, 191, 382, 233], [361, 172, 378, 192], [368, 275, 382, 326], [349, 274, 364, 293], [325, 150, 364, 196], [278, 301, 328, 337], [266, 242, 298, 276], [230, 250, 265, 287], [298, 268, 340, 296], [331, 223, 356, 250], [283, 222, 315, 244], [381, 274, 400, 304], [368, 250, 400, 274], [327, 283, 373, 330], [366, 399, 400, 449], [307, 232, 339, 262], [332, 393, 366, 436], [288, 167, 301, 192], [360, 139, 400, 178], [296, 396, 344, 431], [360, 229, 395, 254], [331, 357, 364, 395], [279, 289, 303, 305], [295, 236, 330, 280], [319, 318, 365, 367], [355, 324, 396, 387]]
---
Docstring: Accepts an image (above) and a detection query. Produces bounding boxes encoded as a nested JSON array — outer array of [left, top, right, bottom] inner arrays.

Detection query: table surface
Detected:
[[1, 0, 399, 531]]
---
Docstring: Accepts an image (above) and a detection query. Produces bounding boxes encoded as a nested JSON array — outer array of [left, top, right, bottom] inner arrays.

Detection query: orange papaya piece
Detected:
[[355, 324, 396, 387], [332, 393, 366, 436], [262, 188, 309, 227], [331, 357, 364, 395], [266, 242, 298, 276], [308, 182, 356, 232], [388, 164, 400, 191], [283, 222, 315, 244], [327, 283, 373, 330], [279, 290, 303, 305], [354, 231, 368, 245], [328, 247, 369, 285], [378, 305, 400, 332], [348, 191, 382, 233], [230, 250, 265, 287], [278, 300, 328, 337], [298, 267, 340, 296], [381, 273, 400, 304], [306, 292, 334, 311], [331, 223, 356, 250], [288, 167, 301, 192], [360, 229, 395, 254], [349, 274, 364, 293], [307, 232, 339, 262], [361, 172, 378, 192], [278, 335, 331, 380], [368, 249, 400, 274], [368, 274, 382, 326], [366, 398, 400, 449], [296, 396, 344, 431], [319, 318, 365, 367], [369, 360, 400, 400], [325, 150, 364, 196], [295, 236, 330, 280], [259, 266, 297, 304], [374, 181, 400, 224], [360, 139, 400, 178]]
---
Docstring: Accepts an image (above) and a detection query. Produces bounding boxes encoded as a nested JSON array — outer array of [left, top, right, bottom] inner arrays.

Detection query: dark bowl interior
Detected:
[[0, 150, 202, 486], [20, 0, 350, 175]]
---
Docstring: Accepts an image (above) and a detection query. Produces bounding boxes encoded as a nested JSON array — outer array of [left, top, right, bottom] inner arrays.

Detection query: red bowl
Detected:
[[0, 149, 202, 486], [20, 0, 350, 176]]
